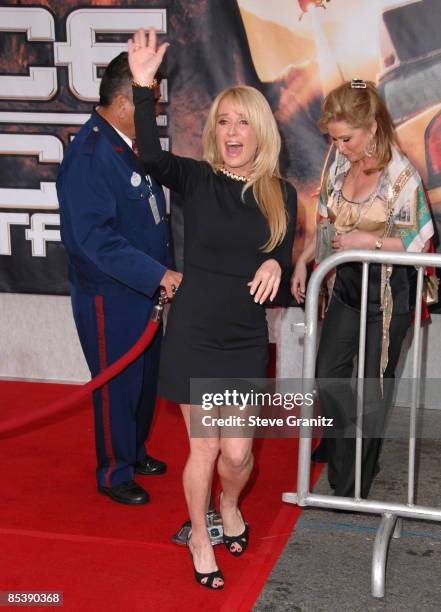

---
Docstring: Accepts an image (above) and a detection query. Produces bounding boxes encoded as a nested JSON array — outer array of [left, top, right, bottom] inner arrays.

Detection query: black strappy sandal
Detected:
[[188, 540, 224, 590], [223, 521, 249, 557], [193, 566, 225, 590]]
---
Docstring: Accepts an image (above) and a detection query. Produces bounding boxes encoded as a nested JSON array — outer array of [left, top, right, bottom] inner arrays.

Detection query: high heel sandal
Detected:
[[223, 517, 249, 557], [188, 540, 224, 590], [219, 492, 250, 556]]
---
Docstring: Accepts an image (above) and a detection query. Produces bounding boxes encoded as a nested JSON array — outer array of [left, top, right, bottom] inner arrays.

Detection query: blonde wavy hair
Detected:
[[317, 80, 399, 175], [202, 85, 287, 252]]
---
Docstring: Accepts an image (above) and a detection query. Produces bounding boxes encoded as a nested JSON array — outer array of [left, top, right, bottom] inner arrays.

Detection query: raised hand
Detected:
[[128, 27, 169, 85]]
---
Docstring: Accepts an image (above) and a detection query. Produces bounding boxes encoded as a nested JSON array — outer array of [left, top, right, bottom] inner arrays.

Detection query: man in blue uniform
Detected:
[[57, 53, 181, 505]]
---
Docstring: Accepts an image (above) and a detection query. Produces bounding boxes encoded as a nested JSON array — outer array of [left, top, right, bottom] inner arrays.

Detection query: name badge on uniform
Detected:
[[130, 172, 141, 187], [149, 194, 161, 225]]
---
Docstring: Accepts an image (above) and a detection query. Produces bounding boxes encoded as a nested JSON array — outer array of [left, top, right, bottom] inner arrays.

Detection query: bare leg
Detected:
[[218, 435, 253, 551], [180, 404, 223, 587]]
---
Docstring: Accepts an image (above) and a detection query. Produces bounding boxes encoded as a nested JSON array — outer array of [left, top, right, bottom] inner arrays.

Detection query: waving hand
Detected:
[[128, 28, 169, 85]]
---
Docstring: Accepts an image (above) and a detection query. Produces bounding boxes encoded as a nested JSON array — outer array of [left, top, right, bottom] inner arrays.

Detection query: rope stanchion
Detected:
[[0, 295, 168, 440]]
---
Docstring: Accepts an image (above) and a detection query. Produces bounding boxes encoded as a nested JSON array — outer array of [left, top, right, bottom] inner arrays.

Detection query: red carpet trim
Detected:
[[95, 295, 115, 488]]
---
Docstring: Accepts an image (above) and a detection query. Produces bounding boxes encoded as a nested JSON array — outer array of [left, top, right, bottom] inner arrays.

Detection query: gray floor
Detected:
[[254, 438, 441, 611]]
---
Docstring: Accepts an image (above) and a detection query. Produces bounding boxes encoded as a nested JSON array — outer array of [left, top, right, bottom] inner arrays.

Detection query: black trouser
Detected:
[[315, 295, 411, 498]]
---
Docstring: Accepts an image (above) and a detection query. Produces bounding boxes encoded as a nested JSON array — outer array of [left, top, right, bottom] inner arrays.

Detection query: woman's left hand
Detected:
[[332, 229, 375, 251], [248, 259, 281, 304], [128, 28, 169, 85]]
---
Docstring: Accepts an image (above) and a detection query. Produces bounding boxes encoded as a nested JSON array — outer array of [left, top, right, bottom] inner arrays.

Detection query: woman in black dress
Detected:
[[128, 29, 296, 589]]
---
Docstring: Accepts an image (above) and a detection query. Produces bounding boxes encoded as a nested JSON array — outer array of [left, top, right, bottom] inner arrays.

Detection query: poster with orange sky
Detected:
[[237, 0, 441, 255]]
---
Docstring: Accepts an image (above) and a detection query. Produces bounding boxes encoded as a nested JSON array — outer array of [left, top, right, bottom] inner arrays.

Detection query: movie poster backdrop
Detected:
[[1, 0, 441, 307]]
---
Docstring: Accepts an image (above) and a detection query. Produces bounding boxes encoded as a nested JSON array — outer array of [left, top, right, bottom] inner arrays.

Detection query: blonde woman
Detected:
[[292, 80, 433, 501], [128, 29, 296, 589]]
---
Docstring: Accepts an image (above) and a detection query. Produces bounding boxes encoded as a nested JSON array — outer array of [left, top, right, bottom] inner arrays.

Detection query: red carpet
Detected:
[[0, 380, 321, 611]]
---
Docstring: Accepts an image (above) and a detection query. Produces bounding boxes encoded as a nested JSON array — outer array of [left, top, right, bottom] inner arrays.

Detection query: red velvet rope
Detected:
[[0, 307, 163, 439]]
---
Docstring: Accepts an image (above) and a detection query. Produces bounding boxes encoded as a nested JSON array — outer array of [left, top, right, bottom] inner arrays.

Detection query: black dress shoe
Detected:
[[97, 480, 149, 504], [135, 454, 167, 475]]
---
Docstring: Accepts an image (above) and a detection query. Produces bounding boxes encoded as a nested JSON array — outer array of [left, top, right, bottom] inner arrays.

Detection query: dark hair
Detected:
[[99, 52, 132, 107]]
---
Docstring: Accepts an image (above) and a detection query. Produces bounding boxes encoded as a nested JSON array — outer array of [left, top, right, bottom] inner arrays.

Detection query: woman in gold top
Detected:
[[292, 80, 434, 499]]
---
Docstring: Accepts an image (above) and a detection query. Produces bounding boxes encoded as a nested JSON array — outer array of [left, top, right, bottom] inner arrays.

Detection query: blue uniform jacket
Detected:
[[57, 110, 171, 297]]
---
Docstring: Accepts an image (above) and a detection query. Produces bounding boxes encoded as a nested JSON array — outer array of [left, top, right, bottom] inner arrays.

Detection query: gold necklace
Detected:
[[219, 167, 250, 183], [337, 189, 378, 233], [336, 171, 381, 233]]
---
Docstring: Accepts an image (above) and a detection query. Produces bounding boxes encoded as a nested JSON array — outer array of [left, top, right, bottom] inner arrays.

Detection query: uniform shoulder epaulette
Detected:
[[81, 125, 102, 156]]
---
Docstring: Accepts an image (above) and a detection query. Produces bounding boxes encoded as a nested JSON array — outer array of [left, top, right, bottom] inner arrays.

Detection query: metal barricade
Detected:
[[282, 249, 441, 598]]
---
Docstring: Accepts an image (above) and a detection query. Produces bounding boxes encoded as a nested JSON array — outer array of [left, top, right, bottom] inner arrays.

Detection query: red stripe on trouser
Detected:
[[95, 296, 116, 488]]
